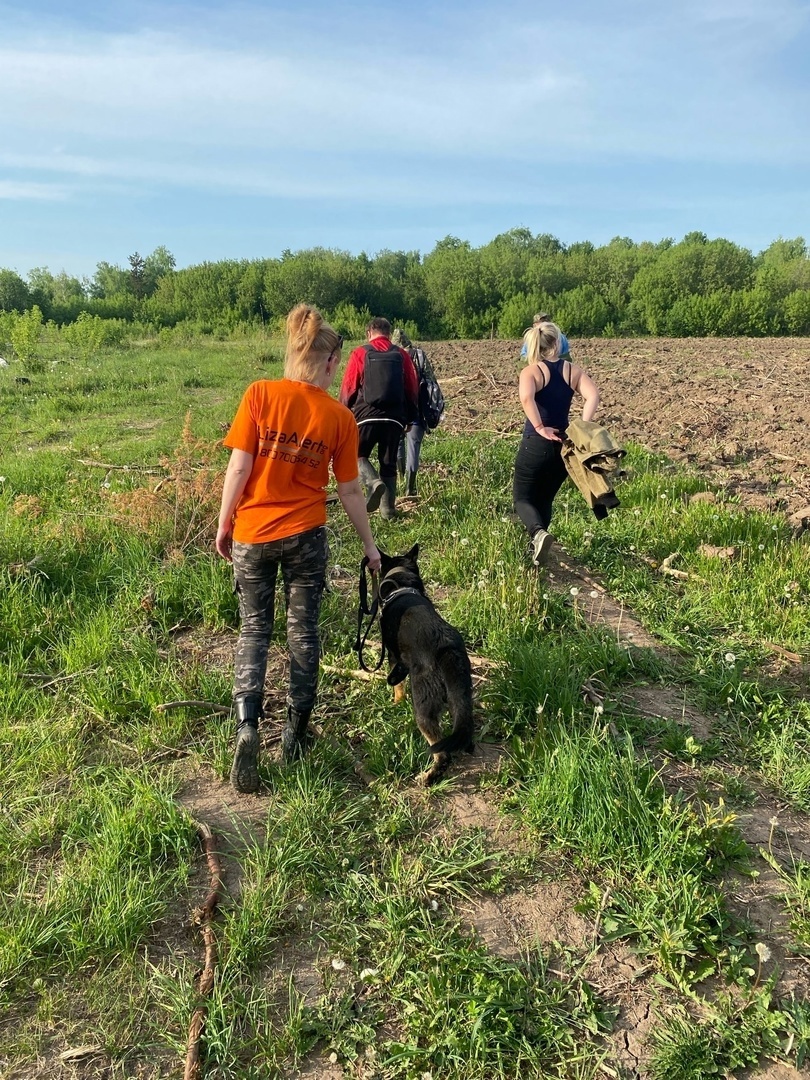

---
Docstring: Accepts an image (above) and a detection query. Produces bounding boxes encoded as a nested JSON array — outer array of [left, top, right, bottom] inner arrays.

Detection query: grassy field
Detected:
[[2, 336, 810, 1079]]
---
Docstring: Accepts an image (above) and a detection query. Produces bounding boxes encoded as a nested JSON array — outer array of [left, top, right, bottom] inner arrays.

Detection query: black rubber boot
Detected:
[[281, 705, 313, 764], [230, 696, 262, 793], [380, 476, 398, 520], [358, 458, 386, 513], [405, 469, 417, 496]]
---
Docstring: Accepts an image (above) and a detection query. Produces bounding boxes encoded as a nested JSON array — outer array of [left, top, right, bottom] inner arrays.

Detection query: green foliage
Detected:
[[0, 269, 31, 313], [4, 230, 809, 339], [9, 305, 44, 366]]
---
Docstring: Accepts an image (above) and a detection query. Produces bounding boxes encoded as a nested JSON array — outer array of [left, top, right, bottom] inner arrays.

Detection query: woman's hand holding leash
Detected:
[[364, 542, 382, 573]]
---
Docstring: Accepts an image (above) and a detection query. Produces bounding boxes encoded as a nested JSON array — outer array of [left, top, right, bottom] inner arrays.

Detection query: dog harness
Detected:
[[354, 560, 424, 672]]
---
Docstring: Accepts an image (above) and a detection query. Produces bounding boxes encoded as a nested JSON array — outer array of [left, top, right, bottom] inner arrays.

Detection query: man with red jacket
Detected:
[[340, 316, 419, 519]]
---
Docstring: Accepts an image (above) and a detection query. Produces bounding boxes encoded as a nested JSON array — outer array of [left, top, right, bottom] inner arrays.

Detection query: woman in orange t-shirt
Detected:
[[216, 304, 382, 793]]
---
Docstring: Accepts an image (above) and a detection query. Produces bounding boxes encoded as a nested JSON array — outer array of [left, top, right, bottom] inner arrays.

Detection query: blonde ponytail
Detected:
[[284, 304, 341, 382], [523, 321, 562, 366]]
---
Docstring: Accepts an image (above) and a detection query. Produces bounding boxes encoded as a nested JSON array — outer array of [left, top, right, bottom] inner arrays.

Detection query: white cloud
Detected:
[[0, 179, 67, 200]]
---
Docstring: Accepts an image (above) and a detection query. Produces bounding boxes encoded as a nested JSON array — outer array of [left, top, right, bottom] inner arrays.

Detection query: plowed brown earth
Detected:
[[432, 337, 810, 523]]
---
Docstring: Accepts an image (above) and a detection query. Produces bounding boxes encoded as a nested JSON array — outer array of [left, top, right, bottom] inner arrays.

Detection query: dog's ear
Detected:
[[405, 543, 419, 562]]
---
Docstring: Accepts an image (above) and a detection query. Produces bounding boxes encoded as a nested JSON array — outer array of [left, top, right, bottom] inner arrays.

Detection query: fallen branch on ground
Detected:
[[156, 700, 231, 715], [184, 822, 223, 1080], [321, 663, 385, 682], [78, 458, 166, 473]]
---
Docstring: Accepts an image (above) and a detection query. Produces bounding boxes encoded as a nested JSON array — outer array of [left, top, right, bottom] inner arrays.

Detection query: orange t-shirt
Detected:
[[223, 378, 359, 543]]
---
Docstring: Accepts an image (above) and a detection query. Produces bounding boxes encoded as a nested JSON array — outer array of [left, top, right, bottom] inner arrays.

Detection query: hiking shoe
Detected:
[[365, 479, 387, 513], [531, 529, 554, 566], [230, 723, 260, 792]]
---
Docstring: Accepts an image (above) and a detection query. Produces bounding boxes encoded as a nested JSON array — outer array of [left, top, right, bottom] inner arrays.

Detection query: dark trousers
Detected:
[[512, 435, 568, 536], [231, 526, 328, 713], [357, 421, 402, 480]]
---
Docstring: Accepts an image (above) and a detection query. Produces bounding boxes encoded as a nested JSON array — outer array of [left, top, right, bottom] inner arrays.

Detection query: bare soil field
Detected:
[[432, 337, 810, 524]]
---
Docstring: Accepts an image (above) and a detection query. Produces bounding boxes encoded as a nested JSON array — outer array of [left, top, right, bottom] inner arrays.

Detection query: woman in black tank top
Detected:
[[512, 321, 600, 566]]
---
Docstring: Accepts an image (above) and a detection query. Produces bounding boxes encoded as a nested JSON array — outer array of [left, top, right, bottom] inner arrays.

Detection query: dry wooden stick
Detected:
[[156, 700, 232, 715], [184, 822, 223, 1080], [320, 663, 385, 682], [77, 458, 166, 473]]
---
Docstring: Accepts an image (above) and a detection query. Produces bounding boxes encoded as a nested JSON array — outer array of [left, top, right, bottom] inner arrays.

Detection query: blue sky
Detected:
[[1, 0, 808, 279]]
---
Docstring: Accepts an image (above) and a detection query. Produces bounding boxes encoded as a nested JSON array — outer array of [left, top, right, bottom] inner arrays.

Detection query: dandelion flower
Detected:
[[329, 1052, 339, 1064], [570, 586, 579, 596], [589, 590, 599, 598], [331, 958, 346, 971], [755, 942, 772, 964], [758, 544, 765, 550], [724, 652, 736, 663]]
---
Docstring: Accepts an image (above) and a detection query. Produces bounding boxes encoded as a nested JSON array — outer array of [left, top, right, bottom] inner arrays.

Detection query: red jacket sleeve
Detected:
[[339, 346, 366, 407]]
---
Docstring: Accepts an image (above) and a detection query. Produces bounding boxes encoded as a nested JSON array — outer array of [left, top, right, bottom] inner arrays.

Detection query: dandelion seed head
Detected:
[[570, 587, 579, 596], [516, 586, 524, 594], [430, 899, 439, 911], [758, 544, 765, 550], [589, 590, 599, 598], [724, 652, 736, 663], [331, 958, 346, 971], [329, 1052, 339, 1064], [769, 816, 780, 827], [755, 942, 772, 963], [460, 537, 469, 545]]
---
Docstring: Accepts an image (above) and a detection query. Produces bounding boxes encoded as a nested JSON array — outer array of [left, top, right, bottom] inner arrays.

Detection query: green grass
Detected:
[[2, 337, 810, 1077]]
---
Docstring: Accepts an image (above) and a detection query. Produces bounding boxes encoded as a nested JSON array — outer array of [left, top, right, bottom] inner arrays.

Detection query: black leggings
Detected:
[[512, 434, 568, 536]]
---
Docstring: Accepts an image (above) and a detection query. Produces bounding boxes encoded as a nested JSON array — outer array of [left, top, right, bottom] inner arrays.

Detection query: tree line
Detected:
[[1, 230, 809, 341]]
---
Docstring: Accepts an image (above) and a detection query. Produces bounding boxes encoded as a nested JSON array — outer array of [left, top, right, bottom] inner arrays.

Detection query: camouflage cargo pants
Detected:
[[231, 526, 329, 713]]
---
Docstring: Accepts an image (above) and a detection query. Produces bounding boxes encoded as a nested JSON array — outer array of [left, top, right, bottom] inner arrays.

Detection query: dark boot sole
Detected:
[[230, 726, 260, 793], [365, 479, 387, 513]]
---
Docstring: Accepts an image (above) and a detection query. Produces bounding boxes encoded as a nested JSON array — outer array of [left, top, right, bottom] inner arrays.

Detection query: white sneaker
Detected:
[[531, 529, 553, 566]]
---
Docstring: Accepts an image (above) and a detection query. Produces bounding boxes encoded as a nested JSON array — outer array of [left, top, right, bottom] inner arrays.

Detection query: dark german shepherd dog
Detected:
[[377, 544, 475, 784]]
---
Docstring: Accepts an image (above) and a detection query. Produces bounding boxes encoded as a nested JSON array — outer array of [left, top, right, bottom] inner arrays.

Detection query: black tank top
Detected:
[[523, 358, 574, 437]]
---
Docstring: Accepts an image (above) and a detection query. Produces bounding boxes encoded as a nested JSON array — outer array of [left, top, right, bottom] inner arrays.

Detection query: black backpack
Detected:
[[419, 375, 445, 430], [411, 347, 445, 430], [362, 345, 405, 412]]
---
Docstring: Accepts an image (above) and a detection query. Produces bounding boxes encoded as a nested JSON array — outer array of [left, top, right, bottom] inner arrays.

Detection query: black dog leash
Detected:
[[354, 557, 385, 672]]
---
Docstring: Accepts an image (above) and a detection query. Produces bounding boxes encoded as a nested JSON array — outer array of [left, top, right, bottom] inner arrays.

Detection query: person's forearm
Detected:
[[218, 455, 252, 529], [339, 490, 376, 548], [581, 392, 600, 423]]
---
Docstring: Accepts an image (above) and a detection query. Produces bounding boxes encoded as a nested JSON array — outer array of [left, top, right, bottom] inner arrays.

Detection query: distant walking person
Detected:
[[340, 317, 419, 519], [216, 304, 381, 793], [391, 328, 442, 496], [513, 321, 600, 566]]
